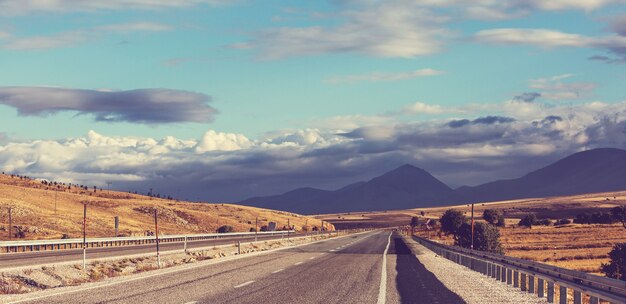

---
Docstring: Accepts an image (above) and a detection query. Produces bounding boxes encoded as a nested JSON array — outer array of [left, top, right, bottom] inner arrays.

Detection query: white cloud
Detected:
[[2, 22, 173, 50], [528, 74, 598, 100], [243, 1, 450, 59], [97, 22, 174, 33], [0, 0, 233, 15], [474, 28, 626, 61], [403, 102, 446, 115], [195, 130, 252, 153], [326, 68, 444, 84], [474, 28, 593, 47], [1, 100, 626, 200]]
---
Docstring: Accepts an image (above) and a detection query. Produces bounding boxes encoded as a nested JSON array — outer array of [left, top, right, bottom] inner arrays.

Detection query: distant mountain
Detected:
[[240, 164, 461, 214], [457, 148, 626, 202], [240, 148, 626, 214]]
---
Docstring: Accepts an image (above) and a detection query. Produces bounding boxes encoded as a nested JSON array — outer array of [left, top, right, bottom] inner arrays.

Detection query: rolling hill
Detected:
[[0, 173, 327, 241]]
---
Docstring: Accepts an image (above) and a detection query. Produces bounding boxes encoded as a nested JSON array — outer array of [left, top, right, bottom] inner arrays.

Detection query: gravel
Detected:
[[410, 240, 548, 304]]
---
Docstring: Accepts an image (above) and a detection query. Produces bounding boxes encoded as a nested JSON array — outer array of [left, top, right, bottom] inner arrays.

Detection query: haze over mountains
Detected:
[[239, 148, 626, 214]]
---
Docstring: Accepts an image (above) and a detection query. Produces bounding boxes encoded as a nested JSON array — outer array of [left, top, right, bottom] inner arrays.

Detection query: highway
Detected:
[[7, 230, 467, 304], [0, 233, 294, 271]]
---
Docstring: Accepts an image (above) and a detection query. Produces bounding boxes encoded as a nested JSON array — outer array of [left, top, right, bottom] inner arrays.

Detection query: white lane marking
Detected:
[[329, 249, 336, 252], [377, 232, 392, 304], [309, 257, 315, 260], [272, 269, 284, 274], [183, 302, 198, 304], [294, 262, 303, 265], [234, 280, 255, 288]]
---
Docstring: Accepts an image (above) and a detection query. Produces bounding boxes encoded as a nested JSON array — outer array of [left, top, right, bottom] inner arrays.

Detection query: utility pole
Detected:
[[154, 209, 161, 268], [471, 203, 475, 250], [287, 218, 290, 242], [114, 216, 119, 238], [82, 203, 87, 270], [255, 216, 258, 242], [106, 181, 112, 192], [8, 207, 12, 241], [305, 219, 308, 236], [54, 191, 57, 216]]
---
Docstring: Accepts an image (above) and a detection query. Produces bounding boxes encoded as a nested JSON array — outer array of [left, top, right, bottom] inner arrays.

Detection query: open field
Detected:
[[0, 174, 328, 241], [318, 191, 626, 275]]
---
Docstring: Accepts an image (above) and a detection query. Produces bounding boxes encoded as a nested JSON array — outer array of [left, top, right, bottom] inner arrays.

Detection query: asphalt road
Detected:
[[9, 230, 466, 304], [0, 233, 295, 270]]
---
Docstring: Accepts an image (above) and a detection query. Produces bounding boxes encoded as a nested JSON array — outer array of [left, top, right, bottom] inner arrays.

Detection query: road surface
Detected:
[[0, 233, 295, 270], [7, 230, 466, 304]]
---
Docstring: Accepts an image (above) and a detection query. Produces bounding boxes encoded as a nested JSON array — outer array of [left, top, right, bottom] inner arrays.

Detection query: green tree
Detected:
[[410, 216, 419, 230], [217, 225, 234, 233], [519, 214, 537, 228], [611, 206, 626, 229], [601, 243, 626, 281], [440, 209, 467, 239], [482, 209, 500, 225], [496, 214, 506, 227], [456, 222, 504, 254]]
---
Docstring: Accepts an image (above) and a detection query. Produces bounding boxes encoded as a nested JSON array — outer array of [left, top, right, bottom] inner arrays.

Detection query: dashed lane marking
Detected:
[[234, 280, 255, 288]]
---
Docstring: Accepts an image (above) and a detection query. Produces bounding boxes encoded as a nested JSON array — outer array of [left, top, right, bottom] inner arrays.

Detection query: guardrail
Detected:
[[413, 236, 626, 304], [0, 231, 296, 254]]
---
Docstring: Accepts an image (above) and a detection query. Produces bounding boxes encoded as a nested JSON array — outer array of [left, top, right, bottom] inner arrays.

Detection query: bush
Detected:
[[456, 222, 504, 254], [217, 225, 234, 233], [611, 206, 626, 229], [496, 214, 506, 227], [556, 219, 572, 225], [601, 243, 626, 281], [482, 209, 500, 225], [536, 219, 552, 226], [410, 216, 419, 229], [574, 212, 617, 224], [440, 209, 467, 239], [260, 225, 269, 232], [519, 214, 537, 227]]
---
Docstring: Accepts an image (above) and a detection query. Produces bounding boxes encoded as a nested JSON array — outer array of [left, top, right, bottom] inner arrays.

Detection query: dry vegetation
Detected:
[[0, 174, 328, 241], [320, 191, 626, 276]]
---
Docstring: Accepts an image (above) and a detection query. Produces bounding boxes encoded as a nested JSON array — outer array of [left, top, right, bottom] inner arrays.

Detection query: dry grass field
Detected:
[[0, 174, 328, 241], [319, 191, 626, 275]]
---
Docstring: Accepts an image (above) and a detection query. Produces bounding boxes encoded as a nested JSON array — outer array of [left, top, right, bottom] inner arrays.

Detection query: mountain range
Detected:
[[239, 148, 626, 214]]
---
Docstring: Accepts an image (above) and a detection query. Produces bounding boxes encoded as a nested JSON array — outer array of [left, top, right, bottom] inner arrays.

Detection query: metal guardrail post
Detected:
[[559, 286, 567, 304], [547, 282, 554, 303], [507, 269, 512, 285]]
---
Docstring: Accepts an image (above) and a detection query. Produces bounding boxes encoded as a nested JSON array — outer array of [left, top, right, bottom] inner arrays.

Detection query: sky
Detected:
[[1, 0, 626, 202]]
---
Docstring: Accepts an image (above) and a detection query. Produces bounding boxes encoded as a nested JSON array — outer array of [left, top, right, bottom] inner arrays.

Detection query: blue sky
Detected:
[[1, 0, 626, 201]]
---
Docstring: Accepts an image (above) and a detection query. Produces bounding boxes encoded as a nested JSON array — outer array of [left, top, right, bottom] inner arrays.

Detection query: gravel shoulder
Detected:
[[402, 236, 547, 304]]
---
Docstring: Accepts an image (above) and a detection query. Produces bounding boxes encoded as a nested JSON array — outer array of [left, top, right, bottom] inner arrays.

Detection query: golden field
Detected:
[[0, 174, 329, 241], [319, 191, 626, 275]]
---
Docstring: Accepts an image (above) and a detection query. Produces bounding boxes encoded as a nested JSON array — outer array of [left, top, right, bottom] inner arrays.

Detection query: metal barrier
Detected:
[[413, 236, 626, 304], [0, 231, 293, 254]]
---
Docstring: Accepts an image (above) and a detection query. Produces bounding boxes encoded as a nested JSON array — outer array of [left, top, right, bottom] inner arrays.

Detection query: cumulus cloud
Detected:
[[326, 68, 444, 84], [0, 87, 217, 124], [242, 0, 450, 59], [403, 102, 447, 115], [3, 99, 626, 201]]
